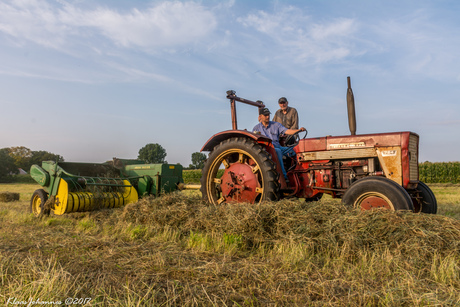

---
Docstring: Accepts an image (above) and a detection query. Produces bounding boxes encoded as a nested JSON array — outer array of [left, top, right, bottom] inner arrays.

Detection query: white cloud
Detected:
[[65, 1, 217, 49], [0, 0, 217, 51], [237, 6, 359, 64], [371, 9, 460, 81], [0, 0, 68, 48], [309, 19, 355, 40]]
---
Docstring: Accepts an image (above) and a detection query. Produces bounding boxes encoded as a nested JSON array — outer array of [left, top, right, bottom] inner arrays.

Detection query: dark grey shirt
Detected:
[[273, 107, 299, 129]]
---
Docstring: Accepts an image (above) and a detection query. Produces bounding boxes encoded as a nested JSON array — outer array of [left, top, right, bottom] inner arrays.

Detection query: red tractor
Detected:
[[200, 78, 437, 213]]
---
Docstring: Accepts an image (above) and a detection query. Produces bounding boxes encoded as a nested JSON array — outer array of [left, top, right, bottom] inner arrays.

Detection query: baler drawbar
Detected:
[[30, 158, 184, 216]]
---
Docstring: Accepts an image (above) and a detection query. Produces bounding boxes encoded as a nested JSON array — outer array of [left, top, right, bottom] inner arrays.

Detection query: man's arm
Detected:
[[253, 122, 262, 133], [285, 127, 306, 135]]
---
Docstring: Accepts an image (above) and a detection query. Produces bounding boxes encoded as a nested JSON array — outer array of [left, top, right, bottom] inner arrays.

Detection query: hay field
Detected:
[[1, 183, 460, 306]]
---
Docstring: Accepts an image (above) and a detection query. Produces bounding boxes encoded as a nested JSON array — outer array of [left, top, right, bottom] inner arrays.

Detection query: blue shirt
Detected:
[[253, 121, 288, 147]]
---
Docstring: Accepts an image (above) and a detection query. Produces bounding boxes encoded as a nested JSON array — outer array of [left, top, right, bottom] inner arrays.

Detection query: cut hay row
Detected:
[[118, 194, 460, 259], [2, 191, 460, 305]]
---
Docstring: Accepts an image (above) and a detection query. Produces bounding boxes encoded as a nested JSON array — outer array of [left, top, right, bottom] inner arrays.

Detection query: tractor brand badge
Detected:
[[381, 150, 397, 157], [330, 142, 365, 149]]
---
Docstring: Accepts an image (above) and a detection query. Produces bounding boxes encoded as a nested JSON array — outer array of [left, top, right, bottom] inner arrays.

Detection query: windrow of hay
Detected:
[[118, 193, 460, 260], [2, 187, 460, 306], [0, 192, 20, 202]]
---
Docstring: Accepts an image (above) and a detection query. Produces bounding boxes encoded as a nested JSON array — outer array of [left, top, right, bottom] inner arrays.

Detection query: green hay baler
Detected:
[[29, 158, 184, 216]]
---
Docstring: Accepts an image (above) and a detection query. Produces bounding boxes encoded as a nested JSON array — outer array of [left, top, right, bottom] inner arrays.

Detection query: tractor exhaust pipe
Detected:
[[347, 76, 357, 135]]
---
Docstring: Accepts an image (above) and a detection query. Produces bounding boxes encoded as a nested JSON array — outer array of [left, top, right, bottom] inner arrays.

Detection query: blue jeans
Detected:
[[274, 146, 296, 179]]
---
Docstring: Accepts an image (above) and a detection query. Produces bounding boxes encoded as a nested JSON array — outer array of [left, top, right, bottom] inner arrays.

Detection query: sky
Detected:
[[1, 0, 459, 166]]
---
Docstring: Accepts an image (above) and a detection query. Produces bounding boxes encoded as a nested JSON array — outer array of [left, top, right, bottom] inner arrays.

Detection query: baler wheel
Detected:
[[412, 181, 437, 214], [30, 189, 48, 217], [341, 177, 414, 211], [201, 137, 279, 205]]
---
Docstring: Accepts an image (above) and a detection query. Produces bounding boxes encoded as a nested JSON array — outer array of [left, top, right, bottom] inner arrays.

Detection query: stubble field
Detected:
[[1, 182, 460, 306]]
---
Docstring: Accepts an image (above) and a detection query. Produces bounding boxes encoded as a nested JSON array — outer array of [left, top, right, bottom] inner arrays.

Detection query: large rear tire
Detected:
[[342, 177, 414, 211], [412, 181, 437, 214], [30, 189, 48, 217], [201, 137, 279, 205]]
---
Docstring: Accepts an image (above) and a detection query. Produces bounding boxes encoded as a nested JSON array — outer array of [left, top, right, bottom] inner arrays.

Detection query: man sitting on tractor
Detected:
[[273, 96, 299, 146], [253, 107, 306, 182], [273, 96, 299, 129]]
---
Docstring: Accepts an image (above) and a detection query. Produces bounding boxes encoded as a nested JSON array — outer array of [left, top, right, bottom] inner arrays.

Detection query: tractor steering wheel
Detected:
[[284, 129, 308, 147]]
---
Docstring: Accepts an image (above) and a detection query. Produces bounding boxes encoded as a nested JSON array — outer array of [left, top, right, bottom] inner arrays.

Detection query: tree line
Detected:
[[0, 143, 207, 181], [0, 146, 63, 181], [137, 143, 206, 169]]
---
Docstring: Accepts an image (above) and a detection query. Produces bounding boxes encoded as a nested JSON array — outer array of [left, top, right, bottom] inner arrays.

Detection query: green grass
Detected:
[[429, 184, 460, 218], [1, 183, 460, 305]]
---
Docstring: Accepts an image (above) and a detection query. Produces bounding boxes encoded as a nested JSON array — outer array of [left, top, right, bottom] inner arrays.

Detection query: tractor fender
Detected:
[[201, 130, 272, 152]]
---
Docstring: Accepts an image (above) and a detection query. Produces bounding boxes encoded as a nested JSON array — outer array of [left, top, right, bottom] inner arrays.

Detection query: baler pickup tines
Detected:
[[84, 182, 132, 187]]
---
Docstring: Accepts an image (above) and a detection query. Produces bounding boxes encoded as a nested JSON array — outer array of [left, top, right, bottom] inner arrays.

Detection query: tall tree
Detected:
[[6, 147, 64, 172], [8, 146, 33, 170], [138, 143, 167, 163], [0, 148, 18, 179], [189, 152, 206, 169]]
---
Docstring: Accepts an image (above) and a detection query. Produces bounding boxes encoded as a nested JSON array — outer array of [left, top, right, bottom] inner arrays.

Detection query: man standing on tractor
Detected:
[[253, 107, 306, 182], [273, 97, 299, 129]]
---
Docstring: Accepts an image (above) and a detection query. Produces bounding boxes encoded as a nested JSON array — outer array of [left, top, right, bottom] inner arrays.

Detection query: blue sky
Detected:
[[1, 0, 459, 166]]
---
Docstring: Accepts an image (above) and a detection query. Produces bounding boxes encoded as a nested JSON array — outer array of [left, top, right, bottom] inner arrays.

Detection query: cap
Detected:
[[259, 107, 271, 115], [278, 97, 288, 104]]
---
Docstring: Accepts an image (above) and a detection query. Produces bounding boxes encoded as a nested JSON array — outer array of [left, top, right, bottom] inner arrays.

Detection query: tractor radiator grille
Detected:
[[409, 134, 419, 182]]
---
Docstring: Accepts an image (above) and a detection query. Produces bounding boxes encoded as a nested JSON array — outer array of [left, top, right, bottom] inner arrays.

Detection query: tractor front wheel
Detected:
[[342, 177, 414, 211], [30, 189, 49, 217], [411, 181, 437, 214], [201, 137, 279, 205]]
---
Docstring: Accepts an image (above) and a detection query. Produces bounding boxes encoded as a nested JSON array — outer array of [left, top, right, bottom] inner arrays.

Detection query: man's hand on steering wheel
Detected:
[[298, 127, 306, 133], [284, 127, 308, 147], [286, 127, 306, 135]]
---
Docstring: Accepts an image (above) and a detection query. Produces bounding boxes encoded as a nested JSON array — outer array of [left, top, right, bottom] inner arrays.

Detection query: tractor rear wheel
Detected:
[[412, 181, 437, 214], [342, 177, 414, 211], [30, 189, 48, 217], [201, 137, 279, 205]]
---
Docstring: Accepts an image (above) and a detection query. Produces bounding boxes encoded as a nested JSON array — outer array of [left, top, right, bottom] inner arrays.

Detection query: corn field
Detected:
[[419, 162, 460, 183]]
